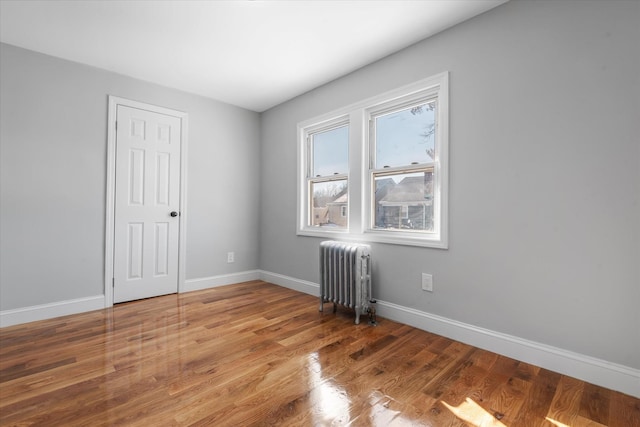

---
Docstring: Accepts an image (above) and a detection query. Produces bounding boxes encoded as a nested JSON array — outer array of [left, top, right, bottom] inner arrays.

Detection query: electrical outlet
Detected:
[[227, 252, 235, 263], [422, 273, 433, 292]]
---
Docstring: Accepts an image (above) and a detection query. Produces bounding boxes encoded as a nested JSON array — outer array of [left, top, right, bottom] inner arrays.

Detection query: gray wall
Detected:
[[1, 0, 638, 372], [0, 43, 261, 310], [259, 0, 640, 369]]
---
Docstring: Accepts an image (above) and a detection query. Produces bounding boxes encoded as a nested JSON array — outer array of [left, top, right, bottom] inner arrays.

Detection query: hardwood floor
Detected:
[[1, 281, 638, 426]]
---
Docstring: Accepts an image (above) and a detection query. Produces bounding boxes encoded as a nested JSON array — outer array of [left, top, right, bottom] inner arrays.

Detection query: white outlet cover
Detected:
[[422, 273, 433, 292]]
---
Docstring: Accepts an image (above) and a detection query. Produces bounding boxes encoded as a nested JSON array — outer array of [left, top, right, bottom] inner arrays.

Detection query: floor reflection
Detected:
[[306, 352, 352, 424], [367, 394, 416, 426], [102, 295, 189, 422]]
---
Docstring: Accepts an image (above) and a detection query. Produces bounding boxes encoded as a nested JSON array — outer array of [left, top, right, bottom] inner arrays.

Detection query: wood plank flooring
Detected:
[[1, 281, 638, 426]]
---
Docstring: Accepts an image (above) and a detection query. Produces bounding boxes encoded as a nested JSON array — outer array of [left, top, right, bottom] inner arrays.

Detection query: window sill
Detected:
[[297, 228, 350, 239], [297, 228, 448, 249], [362, 229, 448, 249]]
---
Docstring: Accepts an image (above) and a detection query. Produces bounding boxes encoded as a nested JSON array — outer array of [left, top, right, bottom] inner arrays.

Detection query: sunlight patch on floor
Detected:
[[545, 417, 570, 427], [441, 397, 507, 427]]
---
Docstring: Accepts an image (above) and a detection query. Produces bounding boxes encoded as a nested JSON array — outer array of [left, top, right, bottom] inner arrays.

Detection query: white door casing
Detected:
[[105, 97, 188, 306]]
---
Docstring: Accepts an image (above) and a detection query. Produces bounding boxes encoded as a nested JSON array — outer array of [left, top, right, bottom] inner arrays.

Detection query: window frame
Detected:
[[363, 81, 447, 248], [297, 115, 351, 237], [297, 72, 448, 248]]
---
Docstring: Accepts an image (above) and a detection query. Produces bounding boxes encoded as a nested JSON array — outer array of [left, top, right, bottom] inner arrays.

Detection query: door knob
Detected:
[[170, 211, 178, 217]]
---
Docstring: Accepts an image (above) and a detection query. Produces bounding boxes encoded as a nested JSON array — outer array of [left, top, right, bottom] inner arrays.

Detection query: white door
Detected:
[[113, 105, 182, 303]]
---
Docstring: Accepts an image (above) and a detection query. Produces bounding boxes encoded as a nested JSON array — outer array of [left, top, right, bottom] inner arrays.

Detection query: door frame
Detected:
[[104, 96, 188, 307]]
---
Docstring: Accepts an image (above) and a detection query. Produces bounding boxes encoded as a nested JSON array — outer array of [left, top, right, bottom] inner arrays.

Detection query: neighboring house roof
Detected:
[[324, 179, 398, 206], [376, 178, 395, 190], [379, 176, 433, 205], [321, 176, 432, 206], [375, 178, 396, 203], [327, 193, 347, 205]]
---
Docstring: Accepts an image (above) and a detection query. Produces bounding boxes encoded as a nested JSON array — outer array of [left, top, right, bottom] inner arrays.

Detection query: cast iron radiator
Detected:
[[319, 241, 375, 325]]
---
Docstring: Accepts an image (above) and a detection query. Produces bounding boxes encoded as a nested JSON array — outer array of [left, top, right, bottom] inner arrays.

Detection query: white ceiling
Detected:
[[0, 0, 508, 112]]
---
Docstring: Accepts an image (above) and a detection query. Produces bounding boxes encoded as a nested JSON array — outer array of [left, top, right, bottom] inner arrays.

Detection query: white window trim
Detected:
[[297, 72, 448, 249], [363, 74, 448, 248], [297, 115, 350, 237]]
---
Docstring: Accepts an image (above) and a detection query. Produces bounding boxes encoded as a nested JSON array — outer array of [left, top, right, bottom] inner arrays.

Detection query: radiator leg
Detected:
[[319, 299, 324, 312], [332, 303, 337, 313], [355, 309, 361, 325]]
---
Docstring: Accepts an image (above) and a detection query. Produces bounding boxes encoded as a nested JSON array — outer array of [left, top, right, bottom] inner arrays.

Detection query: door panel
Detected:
[[114, 105, 181, 303], [154, 222, 169, 276], [128, 149, 145, 205]]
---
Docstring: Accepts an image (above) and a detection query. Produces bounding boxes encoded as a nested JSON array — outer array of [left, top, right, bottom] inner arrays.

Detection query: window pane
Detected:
[[374, 170, 433, 231], [312, 125, 349, 177], [310, 180, 348, 228], [375, 102, 435, 169]]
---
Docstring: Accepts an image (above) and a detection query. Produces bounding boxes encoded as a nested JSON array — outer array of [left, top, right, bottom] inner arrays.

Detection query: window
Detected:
[[299, 119, 349, 232], [368, 98, 436, 233], [298, 72, 448, 248]]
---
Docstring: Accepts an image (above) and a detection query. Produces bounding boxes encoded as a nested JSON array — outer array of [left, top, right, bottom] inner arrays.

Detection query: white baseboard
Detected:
[[259, 270, 319, 296], [0, 295, 105, 328], [259, 270, 640, 398], [0, 270, 262, 328], [183, 270, 261, 292]]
